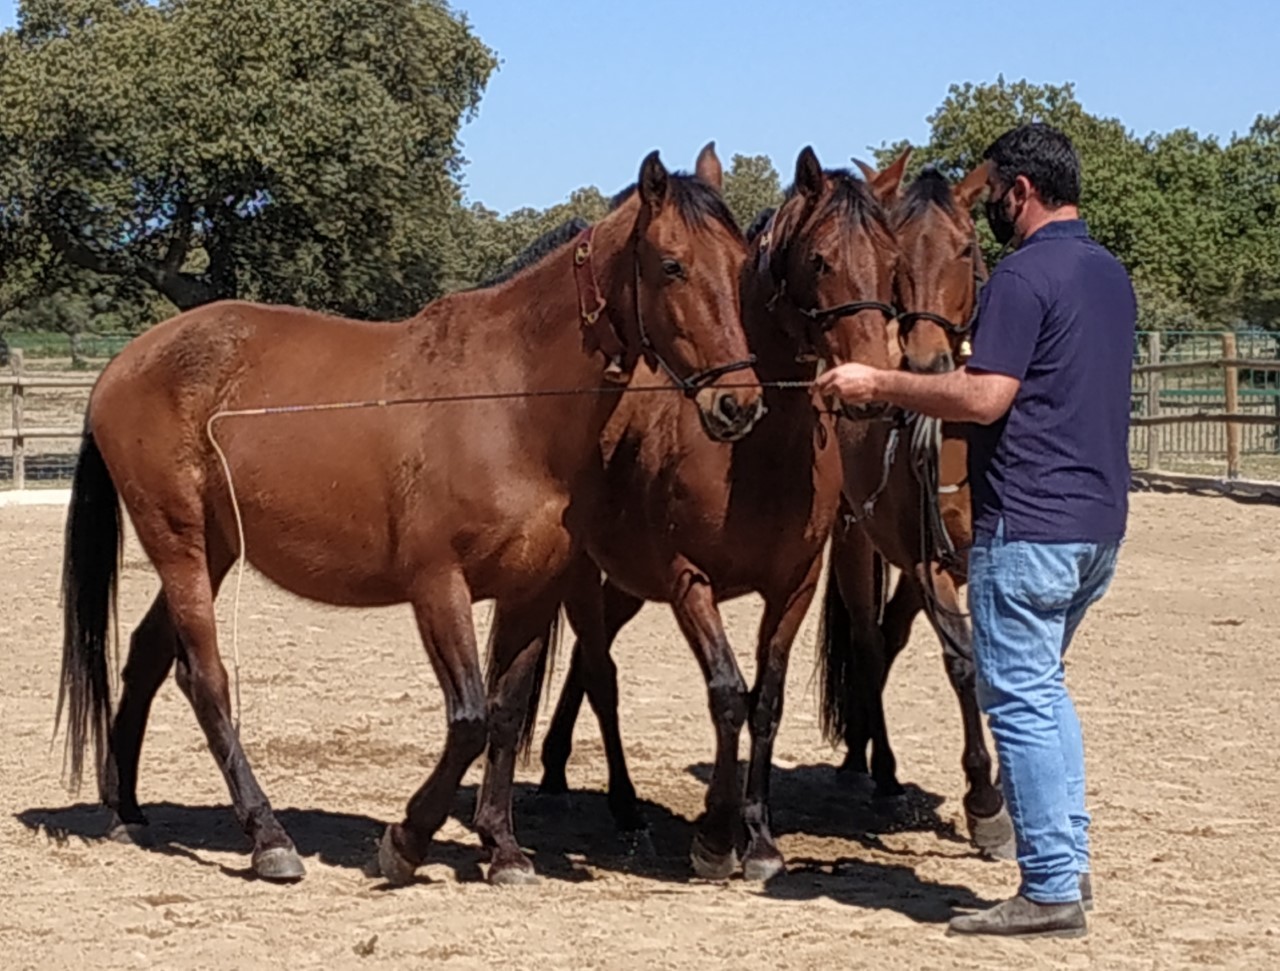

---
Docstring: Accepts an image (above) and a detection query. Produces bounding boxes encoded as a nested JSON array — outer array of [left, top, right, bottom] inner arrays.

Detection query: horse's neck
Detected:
[[410, 214, 635, 390], [741, 273, 811, 387]]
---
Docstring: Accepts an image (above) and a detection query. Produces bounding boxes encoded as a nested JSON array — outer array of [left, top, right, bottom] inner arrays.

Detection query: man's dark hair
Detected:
[[983, 123, 1081, 208]]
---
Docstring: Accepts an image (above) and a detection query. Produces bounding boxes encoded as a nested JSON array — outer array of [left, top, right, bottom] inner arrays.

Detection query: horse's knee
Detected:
[[708, 679, 748, 730], [450, 714, 488, 762]]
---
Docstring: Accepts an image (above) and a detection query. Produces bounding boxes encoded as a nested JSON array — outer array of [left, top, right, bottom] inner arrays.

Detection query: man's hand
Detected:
[[813, 362, 884, 404]]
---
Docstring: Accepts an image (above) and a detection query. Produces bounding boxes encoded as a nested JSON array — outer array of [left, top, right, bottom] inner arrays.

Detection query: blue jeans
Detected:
[[968, 521, 1120, 904]]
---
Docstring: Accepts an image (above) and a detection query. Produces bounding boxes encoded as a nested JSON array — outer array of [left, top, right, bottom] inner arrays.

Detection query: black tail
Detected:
[[55, 432, 122, 794], [816, 567, 855, 746], [517, 608, 563, 762], [484, 606, 565, 763]]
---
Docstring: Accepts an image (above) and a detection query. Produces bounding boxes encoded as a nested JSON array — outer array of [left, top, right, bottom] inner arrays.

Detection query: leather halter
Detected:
[[571, 225, 757, 398]]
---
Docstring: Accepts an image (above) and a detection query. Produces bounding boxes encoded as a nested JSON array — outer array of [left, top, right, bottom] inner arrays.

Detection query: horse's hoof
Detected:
[[488, 856, 539, 886], [377, 826, 418, 886], [253, 845, 306, 882], [742, 847, 786, 883], [690, 836, 738, 881], [873, 779, 906, 802], [968, 806, 1017, 861], [107, 818, 154, 848]]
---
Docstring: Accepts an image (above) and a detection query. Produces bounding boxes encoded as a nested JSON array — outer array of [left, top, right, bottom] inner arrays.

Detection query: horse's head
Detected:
[[856, 154, 990, 375], [753, 146, 899, 375], [605, 145, 763, 443]]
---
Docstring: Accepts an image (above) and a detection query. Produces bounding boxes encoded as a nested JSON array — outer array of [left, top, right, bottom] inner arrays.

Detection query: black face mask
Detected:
[[985, 188, 1019, 246]]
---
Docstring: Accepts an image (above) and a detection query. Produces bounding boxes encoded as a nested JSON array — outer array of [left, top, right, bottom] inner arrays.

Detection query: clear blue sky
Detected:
[[3, 0, 1276, 214]]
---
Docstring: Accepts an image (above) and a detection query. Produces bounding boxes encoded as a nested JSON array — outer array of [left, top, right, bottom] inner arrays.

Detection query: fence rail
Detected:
[[6, 330, 1280, 491], [1133, 332, 1280, 482], [3, 350, 96, 490]]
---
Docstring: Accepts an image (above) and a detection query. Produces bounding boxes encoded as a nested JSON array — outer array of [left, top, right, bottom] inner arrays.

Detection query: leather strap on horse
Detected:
[[571, 226, 626, 365]]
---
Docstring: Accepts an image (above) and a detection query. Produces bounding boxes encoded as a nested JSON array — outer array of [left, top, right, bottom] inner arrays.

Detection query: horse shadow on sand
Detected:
[[17, 762, 992, 922], [680, 760, 998, 921]]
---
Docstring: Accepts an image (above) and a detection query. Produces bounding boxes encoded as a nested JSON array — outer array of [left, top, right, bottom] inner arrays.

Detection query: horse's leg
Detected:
[[153, 539, 304, 880], [741, 558, 823, 882], [828, 523, 894, 794], [669, 564, 748, 880], [378, 570, 487, 885], [549, 568, 648, 831], [857, 571, 926, 799], [916, 563, 1014, 858], [540, 573, 645, 830], [472, 590, 563, 885], [100, 592, 178, 845]]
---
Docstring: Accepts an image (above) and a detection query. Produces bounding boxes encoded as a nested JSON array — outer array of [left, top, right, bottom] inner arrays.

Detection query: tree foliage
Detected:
[[3, 33, 1276, 338], [874, 78, 1280, 330], [721, 153, 783, 229], [0, 0, 495, 317]]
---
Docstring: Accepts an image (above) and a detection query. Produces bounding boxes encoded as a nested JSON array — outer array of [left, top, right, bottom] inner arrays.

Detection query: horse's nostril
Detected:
[[717, 394, 741, 422]]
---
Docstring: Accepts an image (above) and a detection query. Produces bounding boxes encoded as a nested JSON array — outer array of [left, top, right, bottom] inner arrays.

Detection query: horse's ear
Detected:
[[856, 147, 911, 205], [853, 158, 879, 182], [639, 150, 669, 213], [795, 146, 823, 199], [695, 141, 723, 191], [954, 159, 992, 210]]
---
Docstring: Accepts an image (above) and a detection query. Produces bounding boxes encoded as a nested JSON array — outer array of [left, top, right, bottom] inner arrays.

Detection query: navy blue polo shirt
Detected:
[[965, 219, 1136, 544]]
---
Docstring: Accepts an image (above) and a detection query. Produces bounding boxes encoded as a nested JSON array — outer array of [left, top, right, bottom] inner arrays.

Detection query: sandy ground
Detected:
[[3, 493, 1279, 970]]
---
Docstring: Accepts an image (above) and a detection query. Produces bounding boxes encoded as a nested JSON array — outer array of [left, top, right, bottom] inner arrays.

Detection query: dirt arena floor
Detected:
[[3, 492, 1279, 969]]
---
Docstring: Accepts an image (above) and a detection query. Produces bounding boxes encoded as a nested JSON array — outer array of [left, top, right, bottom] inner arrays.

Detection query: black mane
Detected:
[[781, 168, 889, 236], [746, 207, 776, 243], [475, 216, 590, 289], [608, 173, 742, 237], [478, 172, 740, 291], [897, 166, 955, 224]]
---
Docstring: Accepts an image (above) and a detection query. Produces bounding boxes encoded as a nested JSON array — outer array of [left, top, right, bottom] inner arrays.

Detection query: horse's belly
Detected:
[[239, 499, 402, 606]]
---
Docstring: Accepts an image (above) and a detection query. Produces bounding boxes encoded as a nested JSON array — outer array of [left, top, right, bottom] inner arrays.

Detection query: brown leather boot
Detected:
[[948, 895, 1087, 939], [1080, 872, 1094, 912]]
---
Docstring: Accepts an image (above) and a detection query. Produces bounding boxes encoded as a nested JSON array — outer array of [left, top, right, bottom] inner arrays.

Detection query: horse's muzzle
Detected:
[[696, 386, 767, 443]]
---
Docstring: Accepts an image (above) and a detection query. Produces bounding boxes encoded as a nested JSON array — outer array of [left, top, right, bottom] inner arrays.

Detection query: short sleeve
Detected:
[[966, 269, 1045, 382]]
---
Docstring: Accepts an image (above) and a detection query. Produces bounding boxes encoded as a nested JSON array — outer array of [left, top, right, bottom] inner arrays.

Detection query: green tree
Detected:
[[0, 264, 166, 365], [884, 78, 1280, 329], [449, 186, 611, 290], [0, 0, 495, 318], [722, 153, 783, 229], [1219, 114, 1280, 327]]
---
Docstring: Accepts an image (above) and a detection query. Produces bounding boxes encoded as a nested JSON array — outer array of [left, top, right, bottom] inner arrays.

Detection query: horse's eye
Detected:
[[811, 253, 830, 275], [661, 258, 684, 278]]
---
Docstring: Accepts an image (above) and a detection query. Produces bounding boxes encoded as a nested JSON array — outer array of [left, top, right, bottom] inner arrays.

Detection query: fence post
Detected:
[[10, 349, 24, 490], [1146, 332, 1161, 472], [1223, 332, 1240, 479]]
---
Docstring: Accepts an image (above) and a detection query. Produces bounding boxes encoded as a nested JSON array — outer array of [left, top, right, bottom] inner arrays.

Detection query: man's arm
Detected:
[[814, 363, 1019, 425]]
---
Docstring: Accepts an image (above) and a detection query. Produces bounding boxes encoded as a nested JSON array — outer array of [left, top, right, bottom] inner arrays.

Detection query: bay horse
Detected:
[[56, 147, 766, 885], [536, 146, 900, 881], [818, 158, 1016, 857]]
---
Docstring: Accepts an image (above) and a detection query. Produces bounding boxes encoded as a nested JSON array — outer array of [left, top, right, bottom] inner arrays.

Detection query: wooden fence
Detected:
[[2, 350, 96, 490], [1132, 332, 1280, 500], [6, 333, 1280, 498]]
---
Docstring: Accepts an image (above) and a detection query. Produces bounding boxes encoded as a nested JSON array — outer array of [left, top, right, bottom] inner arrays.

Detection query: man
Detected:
[[816, 123, 1136, 939]]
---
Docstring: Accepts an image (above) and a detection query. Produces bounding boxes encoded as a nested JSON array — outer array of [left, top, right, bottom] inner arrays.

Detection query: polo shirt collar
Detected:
[[1023, 219, 1089, 245]]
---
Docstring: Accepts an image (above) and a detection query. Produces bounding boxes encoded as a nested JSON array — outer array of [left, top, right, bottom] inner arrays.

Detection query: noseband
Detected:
[[572, 225, 757, 400], [894, 235, 987, 345]]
